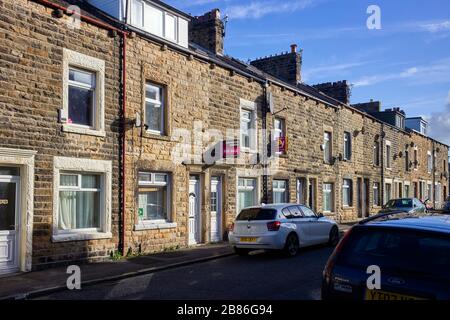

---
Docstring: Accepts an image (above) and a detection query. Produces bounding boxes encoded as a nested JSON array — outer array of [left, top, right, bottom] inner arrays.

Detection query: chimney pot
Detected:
[[291, 44, 298, 53]]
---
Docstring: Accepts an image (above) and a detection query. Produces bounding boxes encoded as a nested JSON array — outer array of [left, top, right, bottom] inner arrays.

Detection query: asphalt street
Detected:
[[37, 244, 334, 300]]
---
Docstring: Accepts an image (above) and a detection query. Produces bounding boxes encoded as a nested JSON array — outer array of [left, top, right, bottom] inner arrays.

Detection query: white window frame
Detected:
[[342, 179, 352, 207], [324, 131, 332, 163], [239, 99, 258, 153], [237, 176, 259, 215], [135, 172, 175, 230], [52, 157, 112, 242], [273, 179, 288, 203], [323, 183, 334, 213], [343, 132, 352, 161], [373, 182, 380, 207], [385, 141, 392, 169], [62, 49, 105, 137], [427, 151, 433, 174], [145, 82, 165, 135]]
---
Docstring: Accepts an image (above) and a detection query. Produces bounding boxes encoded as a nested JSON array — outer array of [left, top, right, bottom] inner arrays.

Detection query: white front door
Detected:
[[188, 176, 201, 245], [210, 177, 222, 243], [0, 174, 20, 274]]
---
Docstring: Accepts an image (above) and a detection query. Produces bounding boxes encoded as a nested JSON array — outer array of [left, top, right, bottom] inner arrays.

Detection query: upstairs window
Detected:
[[414, 149, 418, 169], [373, 141, 380, 166], [427, 152, 433, 173], [145, 82, 165, 135], [405, 150, 410, 171], [324, 132, 332, 163], [343, 131, 352, 161], [273, 118, 286, 155], [385, 143, 392, 169], [239, 100, 257, 152], [68, 68, 96, 127]]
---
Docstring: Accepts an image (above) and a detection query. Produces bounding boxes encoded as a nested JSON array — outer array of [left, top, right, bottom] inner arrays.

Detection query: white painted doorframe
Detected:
[[0, 175, 20, 274], [210, 176, 222, 243], [188, 175, 201, 245]]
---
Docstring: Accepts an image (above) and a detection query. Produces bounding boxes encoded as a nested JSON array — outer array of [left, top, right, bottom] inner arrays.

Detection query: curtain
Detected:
[[59, 191, 77, 230], [59, 191, 98, 230], [77, 192, 97, 229]]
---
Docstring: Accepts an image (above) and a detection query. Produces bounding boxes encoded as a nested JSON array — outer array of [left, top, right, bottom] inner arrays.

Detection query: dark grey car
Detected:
[[379, 198, 426, 214]]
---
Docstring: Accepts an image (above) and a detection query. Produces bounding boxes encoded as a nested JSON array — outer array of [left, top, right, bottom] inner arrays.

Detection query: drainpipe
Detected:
[[262, 82, 269, 203], [380, 124, 385, 205], [33, 0, 129, 256], [432, 141, 436, 209]]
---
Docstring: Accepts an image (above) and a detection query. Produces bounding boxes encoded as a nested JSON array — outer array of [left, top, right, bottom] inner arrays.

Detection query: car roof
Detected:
[[363, 215, 450, 234], [243, 203, 305, 210]]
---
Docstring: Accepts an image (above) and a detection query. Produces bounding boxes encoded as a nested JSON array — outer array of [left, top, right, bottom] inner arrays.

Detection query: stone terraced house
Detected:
[[0, 0, 448, 274]]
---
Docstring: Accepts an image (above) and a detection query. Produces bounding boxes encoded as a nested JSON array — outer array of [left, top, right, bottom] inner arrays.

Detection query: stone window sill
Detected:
[[142, 131, 171, 141], [134, 222, 177, 231], [62, 124, 106, 137], [52, 232, 112, 243]]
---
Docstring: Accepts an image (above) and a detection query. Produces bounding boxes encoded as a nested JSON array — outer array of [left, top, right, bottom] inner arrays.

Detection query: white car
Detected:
[[229, 203, 339, 257]]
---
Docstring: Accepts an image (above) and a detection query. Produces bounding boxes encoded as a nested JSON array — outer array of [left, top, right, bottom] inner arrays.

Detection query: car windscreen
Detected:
[[236, 208, 277, 221], [338, 227, 450, 279], [384, 199, 412, 209]]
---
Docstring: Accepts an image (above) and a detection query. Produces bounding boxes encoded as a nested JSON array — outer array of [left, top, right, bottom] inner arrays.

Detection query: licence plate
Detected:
[[240, 237, 257, 243], [365, 290, 425, 300]]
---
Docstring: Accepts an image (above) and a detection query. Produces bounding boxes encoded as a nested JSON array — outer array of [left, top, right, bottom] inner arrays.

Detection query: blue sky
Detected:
[[165, 0, 450, 147]]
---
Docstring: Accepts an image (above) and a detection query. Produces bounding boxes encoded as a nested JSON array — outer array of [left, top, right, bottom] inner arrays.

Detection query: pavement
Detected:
[[0, 223, 354, 300]]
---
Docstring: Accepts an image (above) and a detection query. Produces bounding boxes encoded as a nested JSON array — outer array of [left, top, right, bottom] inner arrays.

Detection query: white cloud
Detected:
[[226, 0, 314, 19], [353, 58, 450, 87], [421, 21, 450, 33], [302, 61, 373, 82], [428, 91, 450, 148]]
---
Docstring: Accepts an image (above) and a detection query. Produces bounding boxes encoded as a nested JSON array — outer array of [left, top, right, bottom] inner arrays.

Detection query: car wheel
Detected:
[[328, 226, 339, 246], [284, 233, 299, 257], [234, 247, 251, 256]]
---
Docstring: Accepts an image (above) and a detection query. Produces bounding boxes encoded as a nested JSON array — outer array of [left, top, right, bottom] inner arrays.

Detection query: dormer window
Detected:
[[129, 0, 189, 47]]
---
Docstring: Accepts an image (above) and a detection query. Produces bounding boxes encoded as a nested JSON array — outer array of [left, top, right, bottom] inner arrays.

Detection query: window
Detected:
[[414, 149, 418, 169], [386, 143, 392, 169], [323, 183, 334, 213], [53, 157, 112, 242], [405, 150, 410, 171], [240, 100, 257, 151], [385, 183, 392, 203], [138, 172, 170, 222], [427, 183, 432, 200], [238, 178, 257, 213], [273, 118, 286, 155], [297, 178, 306, 205], [145, 82, 165, 135], [396, 115, 404, 129], [300, 205, 316, 218], [62, 49, 105, 137], [373, 141, 380, 166], [404, 184, 410, 198], [444, 159, 448, 173], [373, 182, 380, 207], [58, 174, 101, 231], [273, 180, 288, 204], [129, 0, 188, 48], [427, 152, 433, 173], [324, 131, 332, 163], [343, 132, 352, 161], [68, 68, 96, 127], [342, 179, 353, 207]]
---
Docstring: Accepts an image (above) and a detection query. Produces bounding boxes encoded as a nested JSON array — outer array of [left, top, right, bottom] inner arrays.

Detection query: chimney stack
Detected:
[[250, 44, 303, 85], [189, 9, 225, 55], [312, 81, 351, 104]]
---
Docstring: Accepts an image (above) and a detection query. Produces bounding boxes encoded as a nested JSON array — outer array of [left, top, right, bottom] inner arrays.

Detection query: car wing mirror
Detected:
[[317, 212, 324, 218]]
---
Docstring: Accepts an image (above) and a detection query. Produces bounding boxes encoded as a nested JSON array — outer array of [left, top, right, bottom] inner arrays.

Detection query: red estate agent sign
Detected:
[[223, 140, 240, 158], [277, 137, 288, 153]]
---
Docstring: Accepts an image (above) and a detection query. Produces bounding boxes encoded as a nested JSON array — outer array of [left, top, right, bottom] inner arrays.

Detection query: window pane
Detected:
[[68, 86, 94, 126], [81, 175, 100, 189], [145, 84, 161, 101], [165, 14, 176, 41], [69, 69, 95, 87], [0, 167, 19, 176], [0, 182, 16, 231], [145, 101, 162, 132], [60, 174, 78, 187], [139, 187, 167, 221], [144, 4, 163, 37], [130, 0, 143, 26], [155, 173, 167, 183], [59, 191, 100, 230], [238, 190, 255, 212]]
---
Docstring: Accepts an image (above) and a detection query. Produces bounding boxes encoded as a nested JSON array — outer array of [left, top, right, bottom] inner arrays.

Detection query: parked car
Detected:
[[229, 203, 339, 257], [322, 211, 450, 300], [379, 198, 427, 214]]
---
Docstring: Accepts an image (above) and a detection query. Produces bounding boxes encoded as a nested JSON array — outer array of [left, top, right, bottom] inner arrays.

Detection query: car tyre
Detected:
[[328, 226, 339, 246], [284, 233, 299, 257], [234, 247, 251, 256]]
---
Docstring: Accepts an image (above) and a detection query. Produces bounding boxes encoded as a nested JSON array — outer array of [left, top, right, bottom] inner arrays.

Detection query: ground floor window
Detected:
[[238, 178, 257, 213], [297, 178, 306, 205], [342, 179, 353, 207], [138, 172, 170, 222], [427, 183, 432, 200], [373, 182, 380, 207], [323, 183, 334, 213], [404, 184, 410, 198], [58, 173, 101, 230], [385, 183, 392, 204], [273, 180, 288, 203]]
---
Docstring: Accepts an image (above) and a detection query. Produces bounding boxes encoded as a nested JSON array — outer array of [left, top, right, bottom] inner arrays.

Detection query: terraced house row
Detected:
[[0, 0, 448, 274]]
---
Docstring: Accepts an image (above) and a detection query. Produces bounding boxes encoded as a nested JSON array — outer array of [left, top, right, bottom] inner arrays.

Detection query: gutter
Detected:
[[32, 0, 129, 256]]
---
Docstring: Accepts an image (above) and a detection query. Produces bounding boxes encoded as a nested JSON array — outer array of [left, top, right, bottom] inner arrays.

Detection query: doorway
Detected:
[[188, 175, 201, 245], [358, 178, 370, 218], [210, 176, 222, 243]]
